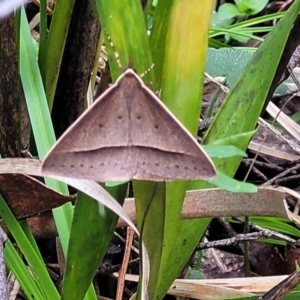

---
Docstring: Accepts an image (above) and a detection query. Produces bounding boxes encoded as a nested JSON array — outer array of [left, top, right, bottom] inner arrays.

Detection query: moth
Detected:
[[41, 69, 216, 182]]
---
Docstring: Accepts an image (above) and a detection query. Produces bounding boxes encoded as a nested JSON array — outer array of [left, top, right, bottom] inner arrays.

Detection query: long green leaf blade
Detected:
[[0, 194, 59, 299]]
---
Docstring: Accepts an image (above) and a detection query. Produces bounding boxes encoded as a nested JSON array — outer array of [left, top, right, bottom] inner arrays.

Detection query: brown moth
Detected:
[[41, 69, 216, 182]]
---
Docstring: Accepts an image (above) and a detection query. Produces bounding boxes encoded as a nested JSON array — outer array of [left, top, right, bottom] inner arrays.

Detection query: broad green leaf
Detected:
[[218, 3, 241, 19], [151, 1, 300, 299], [235, 0, 268, 15], [210, 131, 256, 147], [62, 186, 126, 300], [96, 0, 154, 82], [211, 11, 233, 28], [203, 145, 247, 158], [149, 1, 215, 299], [206, 48, 253, 88], [105, 180, 129, 187], [207, 171, 257, 193]]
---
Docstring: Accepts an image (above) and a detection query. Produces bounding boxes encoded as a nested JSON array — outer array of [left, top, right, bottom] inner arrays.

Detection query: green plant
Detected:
[[219, 0, 269, 19], [1, 0, 300, 299], [212, 0, 269, 42]]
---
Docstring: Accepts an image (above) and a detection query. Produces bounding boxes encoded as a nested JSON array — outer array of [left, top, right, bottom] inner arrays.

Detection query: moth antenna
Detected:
[[140, 63, 154, 78], [104, 27, 123, 70], [104, 28, 155, 79]]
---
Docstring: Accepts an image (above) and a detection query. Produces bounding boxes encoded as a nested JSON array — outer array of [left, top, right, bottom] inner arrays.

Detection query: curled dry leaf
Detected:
[[0, 173, 74, 219], [0, 158, 138, 234]]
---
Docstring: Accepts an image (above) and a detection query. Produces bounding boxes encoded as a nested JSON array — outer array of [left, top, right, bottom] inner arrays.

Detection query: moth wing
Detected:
[[42, 70, 216, 181], [124, 73, 216, 179], [52, 86, 130, 153], [42, 81, 132, 180]]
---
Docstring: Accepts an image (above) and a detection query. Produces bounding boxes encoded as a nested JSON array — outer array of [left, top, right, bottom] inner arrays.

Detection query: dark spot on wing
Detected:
[[154, 124, 159, 129], [136, 115, 142, 120], [98, 123, 104, 128], [117, 115, 123, 120], [175, 165, 179, 169]]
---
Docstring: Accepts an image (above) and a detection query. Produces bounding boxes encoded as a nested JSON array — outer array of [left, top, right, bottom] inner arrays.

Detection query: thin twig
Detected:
[[263, 164, 300, 185], [116, 227, 134, 300]]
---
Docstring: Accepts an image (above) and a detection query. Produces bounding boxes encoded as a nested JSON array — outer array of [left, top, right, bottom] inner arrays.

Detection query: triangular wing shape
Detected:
[[42, 69, 216, 181]]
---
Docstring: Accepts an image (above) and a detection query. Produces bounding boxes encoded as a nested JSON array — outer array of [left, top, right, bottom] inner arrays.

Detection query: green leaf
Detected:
[[45, 0, 75, 109], [38, 0, 47, 81], [62, 186, 126, 300], [105, 180, 129, 187], [250, 217, 300, 238], [291, 111, 300, 123], [5, 241, 44, 300], [203, 0, 300, 177], [231, 292, 300, 300], [210, 131, 256, 147], [178, 2, 300, 300], [184, 267, 206, 280], [203, 145, 247, 158], [284, 291, 300, 299], [218, 3, 242, 19], [230, 31, 253, 43], [211, 11, 234, 28], [235, 0, 268, 15], [19, 0, 75, 254], [148, 1, 216, 299], [206, 48, 253, 88], [19, 6, 98, 300], [0, 194, 59, 299], [207, 171, 257, 193]]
